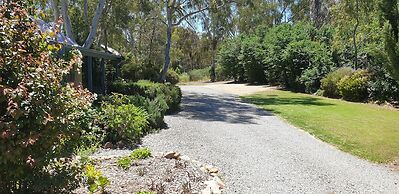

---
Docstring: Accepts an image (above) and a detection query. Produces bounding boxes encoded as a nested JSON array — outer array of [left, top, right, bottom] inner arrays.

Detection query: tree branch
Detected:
[[83, 0, 106, 48], [173, 6, 209, 26]]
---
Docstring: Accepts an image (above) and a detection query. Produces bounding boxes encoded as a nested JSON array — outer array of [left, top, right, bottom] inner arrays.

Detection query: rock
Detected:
[[164, 151, 180, 159], [213, 176, 225, 189], [210, 173, 218, 177], [179, 155, 190, 161], [204, 180, 222, 194], [208, 167, 219, 174], [103, 142, 113, 149], [201, 186, 212, 194], [205, 164, 214, 170]]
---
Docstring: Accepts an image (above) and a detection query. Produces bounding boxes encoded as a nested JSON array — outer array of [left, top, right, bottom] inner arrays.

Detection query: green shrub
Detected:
[[179, 72, 190, 82], [338, 70, 371, 102], [282, 40, 333, 92], [188, 67, 210, 81], [239, 36, 266, 83], [218, 38, 246, 82], [116, 156, 133, 170], [0, 1, 94, 192], [128, 95, 168, 130], [215, 66, 229, 81], [321, 67, 354, 98], [84, 164, 109, 194], [100, 94, 149, 144], [166, 69, 180, 84], [368, 66, 399, 102], [130, 147, 152, 160], [121, 58, 160, 82], [109, 80, 182, 113]]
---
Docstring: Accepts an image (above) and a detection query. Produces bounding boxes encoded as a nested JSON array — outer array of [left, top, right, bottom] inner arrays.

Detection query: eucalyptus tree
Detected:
[[159, 0, 210, 82], [202, 0, 235, 81], [49, 0, 105, 48]]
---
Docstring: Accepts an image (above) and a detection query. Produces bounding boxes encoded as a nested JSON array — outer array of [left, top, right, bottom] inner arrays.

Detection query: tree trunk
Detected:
[[83, 0, 106, 48], [353, 0, 359, 69], [60, 0, 75, 42], [160, 2, 173, 83], [160, 23, 173, 82], [210, 38, 218, 82]]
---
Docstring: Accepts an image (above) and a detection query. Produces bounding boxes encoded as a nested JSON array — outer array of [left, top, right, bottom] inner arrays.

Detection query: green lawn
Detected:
[[242, 89, 399, 163]]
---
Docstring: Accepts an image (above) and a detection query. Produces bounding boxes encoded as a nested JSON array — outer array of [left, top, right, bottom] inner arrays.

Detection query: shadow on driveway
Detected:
[[173, 92, 272, 124]]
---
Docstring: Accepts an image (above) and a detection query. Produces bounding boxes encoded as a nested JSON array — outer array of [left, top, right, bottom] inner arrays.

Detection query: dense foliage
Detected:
[[109, 80, 182, 113], [100, 94, 149, 144], [0, 1, 94, 192]]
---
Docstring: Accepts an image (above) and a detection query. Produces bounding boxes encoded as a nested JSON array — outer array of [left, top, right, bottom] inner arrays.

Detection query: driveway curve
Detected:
[[143, 85, 399, 193]]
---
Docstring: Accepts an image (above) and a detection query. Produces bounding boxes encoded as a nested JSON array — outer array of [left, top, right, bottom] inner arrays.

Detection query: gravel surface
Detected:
[[143, 85, 399, 193]]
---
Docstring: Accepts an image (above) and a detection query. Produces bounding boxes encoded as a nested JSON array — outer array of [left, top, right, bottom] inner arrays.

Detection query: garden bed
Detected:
[[74, 149, 225, 194]]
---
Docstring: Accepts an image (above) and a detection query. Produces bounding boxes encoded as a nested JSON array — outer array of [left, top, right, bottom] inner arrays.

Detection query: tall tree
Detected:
[[381, 0, 399, 82], [203, 0, 234, 81], [159, 0, 209, 82], [53, 0, 106, 48]]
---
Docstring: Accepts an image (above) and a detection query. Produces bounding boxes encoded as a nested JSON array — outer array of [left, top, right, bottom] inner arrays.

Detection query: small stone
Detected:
[[213, 176, 225, 189], [164, 151, 175, 159], [205, 164, 214, 170], [205, 180, 221, 194], [201, 186, 212, 194], [164, 151, 180, 159], [103, 142, 113, 149], [208, 167, 219, 174], [210, 173, 218, 177], [179, 155, 190, 161]]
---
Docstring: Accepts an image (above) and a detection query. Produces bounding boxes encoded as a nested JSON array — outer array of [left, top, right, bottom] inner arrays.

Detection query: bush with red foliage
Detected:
[[0, 0, 94, 192]]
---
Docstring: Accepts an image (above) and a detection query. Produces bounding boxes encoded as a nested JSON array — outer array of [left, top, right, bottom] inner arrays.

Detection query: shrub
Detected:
[[109, 80, 182, 113], [84, 164, 109, 194], [130, 147, 152, 160], [128, 95, 168, 130], [282, 40, 333, 92], [215, 66, 229, 81], [239, 36, 266, 83], [0, 1, 94, 192], [188, 67, 210, 81], [179, 72, 190, 83], [218, 38, 245, 82], [166, 69, 180, 84], [121, 58, 160, 82], [321, 67, 354, 98], [100, 94, 149, 144], [116, 156, 133, 170], [367, 66, 399, 103], [338, 70, 371, 102]]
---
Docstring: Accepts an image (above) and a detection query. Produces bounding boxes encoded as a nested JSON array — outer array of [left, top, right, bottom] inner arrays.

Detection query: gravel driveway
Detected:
[[143, 85, 399, 193]]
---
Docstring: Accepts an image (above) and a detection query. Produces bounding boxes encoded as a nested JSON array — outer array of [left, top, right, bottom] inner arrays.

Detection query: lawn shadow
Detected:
[[241, 93, 335, 114], [173, 91, 272, 124]]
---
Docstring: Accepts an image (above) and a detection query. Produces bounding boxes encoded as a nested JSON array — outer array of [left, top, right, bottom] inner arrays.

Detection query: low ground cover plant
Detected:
[[116, 148, 152, 170]]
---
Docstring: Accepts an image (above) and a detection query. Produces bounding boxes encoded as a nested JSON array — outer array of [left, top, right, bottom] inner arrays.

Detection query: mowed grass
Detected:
[[242, 89, 399, 163]]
